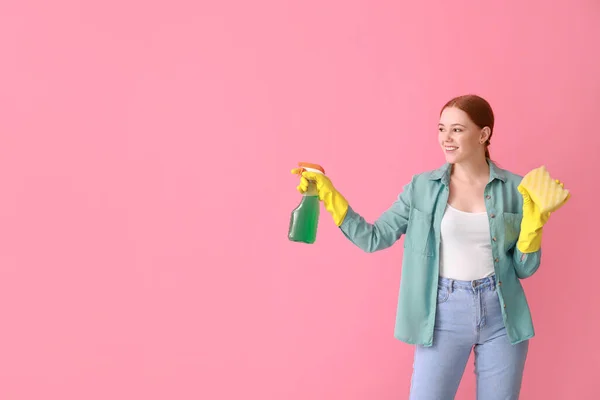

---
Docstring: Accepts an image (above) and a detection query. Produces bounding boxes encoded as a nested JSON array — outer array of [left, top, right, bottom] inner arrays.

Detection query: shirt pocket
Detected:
[[503, 212, 523, 251], [403, 207, 434, 256]]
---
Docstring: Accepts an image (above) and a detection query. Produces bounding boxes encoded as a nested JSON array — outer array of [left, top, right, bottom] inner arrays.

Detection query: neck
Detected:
[[450, 156, 490, 184]]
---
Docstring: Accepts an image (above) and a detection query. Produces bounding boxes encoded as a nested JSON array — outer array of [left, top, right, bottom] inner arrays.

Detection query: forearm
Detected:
[[339, 206, 404, 253], [513, 245, 542, 278]]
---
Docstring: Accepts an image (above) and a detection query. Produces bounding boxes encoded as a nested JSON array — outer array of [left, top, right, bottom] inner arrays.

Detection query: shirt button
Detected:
[[486, 195, 491, 199], [494, 258, 499, 263], [492, 237, 497, 242], [490, 213, 496, 218]]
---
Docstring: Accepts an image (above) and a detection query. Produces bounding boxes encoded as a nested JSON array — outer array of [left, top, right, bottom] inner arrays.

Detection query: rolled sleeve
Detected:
[[513, 247, 542, 279]]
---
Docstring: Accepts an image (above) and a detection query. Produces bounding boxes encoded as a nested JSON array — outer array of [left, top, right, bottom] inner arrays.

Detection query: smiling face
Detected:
[[438, 106, 491, 164]]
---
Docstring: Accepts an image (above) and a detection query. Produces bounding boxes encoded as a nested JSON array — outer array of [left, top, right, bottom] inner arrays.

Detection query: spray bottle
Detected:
[[288, 162, 325, 244]]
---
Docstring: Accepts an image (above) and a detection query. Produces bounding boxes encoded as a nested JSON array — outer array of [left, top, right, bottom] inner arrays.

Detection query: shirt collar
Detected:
[[429, 159, 507, 185]]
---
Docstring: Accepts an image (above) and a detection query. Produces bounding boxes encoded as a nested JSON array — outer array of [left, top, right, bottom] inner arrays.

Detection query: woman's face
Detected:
[[438, 107, 489, 164]]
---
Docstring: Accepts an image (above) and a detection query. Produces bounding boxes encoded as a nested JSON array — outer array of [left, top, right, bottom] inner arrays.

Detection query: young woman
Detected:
[[292, 94, 563, 399]]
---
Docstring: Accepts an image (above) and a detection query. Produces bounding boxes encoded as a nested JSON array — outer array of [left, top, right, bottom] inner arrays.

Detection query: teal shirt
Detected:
[[339, 160, 540, 347]]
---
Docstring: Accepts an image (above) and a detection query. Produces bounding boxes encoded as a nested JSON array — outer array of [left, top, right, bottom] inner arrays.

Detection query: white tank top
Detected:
[[439, 204, 495, 281]]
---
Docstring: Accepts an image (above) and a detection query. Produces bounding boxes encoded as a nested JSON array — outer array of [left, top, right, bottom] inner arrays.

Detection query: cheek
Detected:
[[458, 134, 478, 148]]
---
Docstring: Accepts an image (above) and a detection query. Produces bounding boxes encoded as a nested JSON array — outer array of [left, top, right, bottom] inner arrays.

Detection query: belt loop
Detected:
[[449, 279, 454, 293]]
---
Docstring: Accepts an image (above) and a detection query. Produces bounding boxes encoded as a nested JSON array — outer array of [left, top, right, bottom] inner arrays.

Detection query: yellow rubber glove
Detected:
[[291, 168, 349, 226], [517, 166, 570, 213], [516, 179, 566, 253]]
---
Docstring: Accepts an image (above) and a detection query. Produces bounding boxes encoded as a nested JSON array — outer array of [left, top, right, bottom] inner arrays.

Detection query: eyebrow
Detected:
[[438, 123, 466, 127]]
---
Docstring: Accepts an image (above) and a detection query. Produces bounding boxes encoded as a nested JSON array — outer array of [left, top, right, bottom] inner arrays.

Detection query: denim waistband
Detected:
[[438, 275, 496, 292]]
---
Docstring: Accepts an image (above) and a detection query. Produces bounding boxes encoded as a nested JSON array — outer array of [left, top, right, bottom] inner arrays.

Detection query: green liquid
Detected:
[[288, 195, 320, 244]]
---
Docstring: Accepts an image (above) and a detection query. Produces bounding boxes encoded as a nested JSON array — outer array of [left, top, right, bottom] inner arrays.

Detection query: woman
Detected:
[[292, 94, 563, 399]]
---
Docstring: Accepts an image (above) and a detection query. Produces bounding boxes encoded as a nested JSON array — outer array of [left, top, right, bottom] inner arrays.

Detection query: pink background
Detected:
[[1, 0, 598, 399]]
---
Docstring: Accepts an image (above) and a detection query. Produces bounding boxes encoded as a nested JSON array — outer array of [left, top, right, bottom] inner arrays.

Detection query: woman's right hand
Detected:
[[290, 168, 329, 194], [291, 168, 349, 227]]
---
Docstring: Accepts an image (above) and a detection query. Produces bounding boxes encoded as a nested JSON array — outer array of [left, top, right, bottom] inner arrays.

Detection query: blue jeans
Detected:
[[409, 275, 529, 399]]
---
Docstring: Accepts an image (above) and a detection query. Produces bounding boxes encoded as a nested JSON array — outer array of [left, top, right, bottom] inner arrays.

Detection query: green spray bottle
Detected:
[[288, 162, 325, 244]]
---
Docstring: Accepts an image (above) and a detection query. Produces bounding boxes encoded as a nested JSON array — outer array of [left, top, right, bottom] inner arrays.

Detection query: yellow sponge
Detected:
[[518, 166, 570, 214]]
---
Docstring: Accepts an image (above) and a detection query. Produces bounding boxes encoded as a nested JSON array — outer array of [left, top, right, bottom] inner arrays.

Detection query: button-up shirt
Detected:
[[340, 160, 540, 346]]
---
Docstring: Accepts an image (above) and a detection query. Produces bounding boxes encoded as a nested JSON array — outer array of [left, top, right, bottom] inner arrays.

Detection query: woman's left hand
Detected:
[[516, 179, 563, 253]]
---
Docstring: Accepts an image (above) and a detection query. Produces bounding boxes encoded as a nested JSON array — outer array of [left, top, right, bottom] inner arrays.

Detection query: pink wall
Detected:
[[1, 0, 598, 399]]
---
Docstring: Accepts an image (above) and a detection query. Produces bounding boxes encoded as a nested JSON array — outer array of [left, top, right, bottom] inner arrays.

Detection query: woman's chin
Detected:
[[444, 151, 460, 163]]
